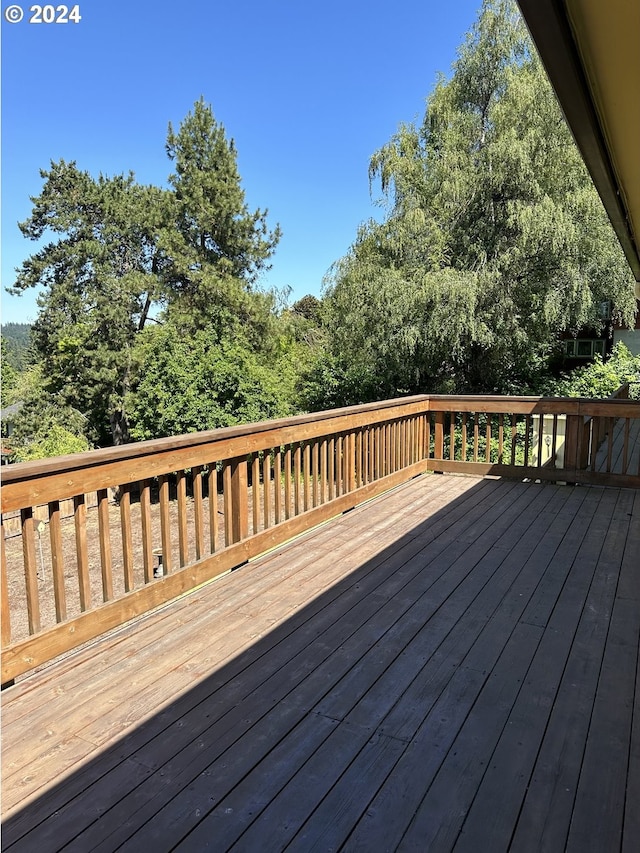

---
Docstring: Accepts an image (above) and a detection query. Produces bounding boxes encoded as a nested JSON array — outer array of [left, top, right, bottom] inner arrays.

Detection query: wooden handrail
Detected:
[[2, 393, 639, 685]]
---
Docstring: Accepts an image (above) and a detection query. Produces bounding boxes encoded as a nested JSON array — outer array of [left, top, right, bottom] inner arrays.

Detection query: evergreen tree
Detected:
[[9, 162, 170, 444], [9, 100, 283, 449], [1, 338, 19, 408], [164, 98, 281, 332]]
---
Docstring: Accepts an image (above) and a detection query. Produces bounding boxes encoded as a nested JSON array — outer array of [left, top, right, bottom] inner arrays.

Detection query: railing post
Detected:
[[230, 456, 249, 543], [564, 414, 582, 472], [434, 411, 445, 459]]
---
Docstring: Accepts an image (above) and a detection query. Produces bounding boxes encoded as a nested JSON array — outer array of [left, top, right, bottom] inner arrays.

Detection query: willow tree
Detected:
[[315, 0, 636, 403]]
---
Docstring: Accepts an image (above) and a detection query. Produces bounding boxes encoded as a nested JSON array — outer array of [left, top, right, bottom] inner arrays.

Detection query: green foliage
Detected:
[[8, 380, 91, 462], [291, 294, 322, 324], [312, 0, 637, 408], [1, 323, 32, 371], [10, 162, 170, 445], [12, 424, 90, 463], [128, 324, 295, 441], [442, 414, 529, 466], [1, 339, 19, 408], [166, 99, 280, 282], [10, 99, 284, 448], [542, 343, 640, 398]]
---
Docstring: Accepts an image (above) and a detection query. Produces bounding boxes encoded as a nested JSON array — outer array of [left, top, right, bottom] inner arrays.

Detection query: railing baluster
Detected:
[[208, 465, 218, 553], [20, 508, 40, 634], [404, 418, 408, 466], [450, 416, 456, 461], [274, 448, 282, 523], [294, 443, 302, 513], [473, 414, 479, 463], [252, 454, 261, 534], [348, 431, 357, 491], [369, 426, 375, 482], [405, 418, 410, 467], [536, 415, 545, 469], [328, 437, 335, 500], [303, 442, 311, 510], [392, 422, 398, 471], [192, 468, 205, 562], [228, 456, 248, 543], [524, 415, 532, 466], [48, 500, 66, 622], [119, 485, 135, 592], [223, 463, 233, 545], [486, 416, 492, 463], [320, 439, 328, 504], [409, 418, 415, 466], [140, 479, 154, 582], [510, 414, 517, 466], [97, 489, 113, 601], [434, 412, 444, 460], [552, 415, 559, 470], [1, 521, 10, 646], [159, 474, 173, 572], [284, 445, 292, 519], [177, 471, 188, 568], [73, 495, 91, 611], [263, 452, 271, 528], [312, 440, 319, 505], [410, 417, 416, 465], [409, 417, 414, 465]]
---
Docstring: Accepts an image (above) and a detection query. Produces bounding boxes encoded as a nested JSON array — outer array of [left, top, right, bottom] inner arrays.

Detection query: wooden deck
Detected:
[[2, 472, 639, 852]]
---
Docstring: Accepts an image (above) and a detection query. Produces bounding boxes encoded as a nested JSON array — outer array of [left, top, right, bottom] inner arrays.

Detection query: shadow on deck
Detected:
[[2, 473, 639, 852]]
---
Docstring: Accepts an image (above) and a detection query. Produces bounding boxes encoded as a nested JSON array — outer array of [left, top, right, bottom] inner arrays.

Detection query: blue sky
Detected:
[[1, 0, 482, 325]]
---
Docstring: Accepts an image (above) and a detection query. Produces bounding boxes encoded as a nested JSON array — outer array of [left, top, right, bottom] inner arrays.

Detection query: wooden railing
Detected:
[[585, 380, 636, 458], [425, 395, 640, 486], [2, 394, 639, 684]]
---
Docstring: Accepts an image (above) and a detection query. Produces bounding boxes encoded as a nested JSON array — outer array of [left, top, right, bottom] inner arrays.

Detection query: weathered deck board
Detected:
[[1, 474, 638, 853]]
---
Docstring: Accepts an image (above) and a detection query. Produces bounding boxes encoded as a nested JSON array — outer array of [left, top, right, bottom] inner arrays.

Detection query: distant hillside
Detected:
[[1, 323, 32, 371]]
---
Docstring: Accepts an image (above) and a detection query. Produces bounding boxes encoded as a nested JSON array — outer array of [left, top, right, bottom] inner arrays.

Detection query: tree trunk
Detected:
[[110, 409, 131, 446]]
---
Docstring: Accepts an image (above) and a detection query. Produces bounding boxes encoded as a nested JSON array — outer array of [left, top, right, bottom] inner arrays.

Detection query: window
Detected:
[[564, 338, 606, 358]]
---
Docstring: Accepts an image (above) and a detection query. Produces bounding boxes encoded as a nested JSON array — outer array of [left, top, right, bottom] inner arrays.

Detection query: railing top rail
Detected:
[[0, 395, 431, 491], [2, 393, 638, 491], [426, 395, 640, 417]]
